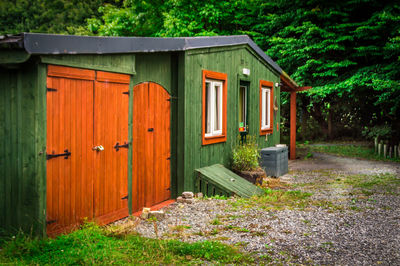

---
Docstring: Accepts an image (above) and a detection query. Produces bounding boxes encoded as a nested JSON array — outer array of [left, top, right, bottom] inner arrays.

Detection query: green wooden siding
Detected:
[[181, 45, 280, 192], [134, 53, 172, 94], [41, 54, 136, 75], [0, 63, 46, 236]]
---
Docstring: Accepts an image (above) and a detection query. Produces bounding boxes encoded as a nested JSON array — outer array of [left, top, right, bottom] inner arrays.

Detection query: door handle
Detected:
[[92, 145, 104, 151]]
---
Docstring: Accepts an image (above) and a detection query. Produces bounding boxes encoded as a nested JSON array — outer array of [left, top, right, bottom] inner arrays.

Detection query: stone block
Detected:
[[177, 196, 185, 203], [148, 210, 165, 220], [182, 191, 194, 199]]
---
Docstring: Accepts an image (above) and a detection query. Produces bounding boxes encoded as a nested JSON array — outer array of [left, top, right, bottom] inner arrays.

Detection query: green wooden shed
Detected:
[[0, 33, 286, 236]]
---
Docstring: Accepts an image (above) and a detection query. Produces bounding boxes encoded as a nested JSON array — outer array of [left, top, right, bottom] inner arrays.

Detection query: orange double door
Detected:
[[46, 65, 130, 235]]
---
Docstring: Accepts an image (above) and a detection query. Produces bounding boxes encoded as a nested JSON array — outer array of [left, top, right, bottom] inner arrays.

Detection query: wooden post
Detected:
[[383, 144, 387, 158], [374, 137, 378, 153], [394, 145, 398, 158], [290, 91, 296, 160], [378, 142, 382, 156], [389, 146, 393, 158]]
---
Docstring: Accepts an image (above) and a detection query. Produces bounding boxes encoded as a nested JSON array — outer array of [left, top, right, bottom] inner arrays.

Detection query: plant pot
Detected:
[[233, 168, 266, 185]]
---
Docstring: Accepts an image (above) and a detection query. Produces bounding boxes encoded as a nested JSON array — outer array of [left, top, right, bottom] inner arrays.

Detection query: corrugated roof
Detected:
[[0, 33, 282, 74]]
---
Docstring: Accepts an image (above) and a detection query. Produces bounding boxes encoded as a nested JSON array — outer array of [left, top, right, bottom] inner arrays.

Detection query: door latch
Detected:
[[114, 142, 129, 151], [46, 149, 71, 160]]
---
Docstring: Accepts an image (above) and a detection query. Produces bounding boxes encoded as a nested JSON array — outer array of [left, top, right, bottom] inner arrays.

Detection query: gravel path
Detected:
[[118, 153, 400, 265]]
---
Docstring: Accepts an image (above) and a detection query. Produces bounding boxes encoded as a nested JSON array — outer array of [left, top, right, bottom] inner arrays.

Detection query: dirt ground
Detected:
[[289, 152, 400, 175]]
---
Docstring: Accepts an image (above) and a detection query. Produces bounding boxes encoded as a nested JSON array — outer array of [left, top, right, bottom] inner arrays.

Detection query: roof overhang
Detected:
[[280, 71, 311, 92], [0, 33, 282, 74]]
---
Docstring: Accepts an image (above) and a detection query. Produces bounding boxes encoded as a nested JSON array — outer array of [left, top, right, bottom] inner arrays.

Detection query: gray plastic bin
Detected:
[[260, 146, 288, 177]]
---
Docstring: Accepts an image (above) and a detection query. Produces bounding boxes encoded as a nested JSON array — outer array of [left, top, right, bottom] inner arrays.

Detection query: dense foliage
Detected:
[[0, 0, 122, 35], [2, 0, 399, 142]]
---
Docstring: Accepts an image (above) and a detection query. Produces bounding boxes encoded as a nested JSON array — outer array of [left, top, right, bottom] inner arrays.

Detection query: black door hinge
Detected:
[[121, 195, 128, 200], [47, 88, 57, 92], [46, 149, 71, 160], [114, 142, 129, 151], [166, 157, 170, 160], [46, 219, 57, 224], [122, 91, 129, 95], [148, 128, 154, 132]]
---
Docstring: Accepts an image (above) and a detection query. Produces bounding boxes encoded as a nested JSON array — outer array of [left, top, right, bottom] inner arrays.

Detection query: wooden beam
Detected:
[[290, 91, 296, 160], [296, 86, 312, 92], [280, 74, 297, 91]]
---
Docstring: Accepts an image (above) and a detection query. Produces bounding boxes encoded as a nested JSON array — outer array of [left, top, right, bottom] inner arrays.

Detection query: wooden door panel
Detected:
[[132, 83, 147, 212], [151, 82, 171, 204], [46, 74, 94, 235], [132, 82, 171, 212], [94, 77, 129, 224]]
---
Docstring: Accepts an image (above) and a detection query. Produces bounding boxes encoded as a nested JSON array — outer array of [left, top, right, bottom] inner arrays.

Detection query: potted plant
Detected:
[[231, 136, 265, 185]]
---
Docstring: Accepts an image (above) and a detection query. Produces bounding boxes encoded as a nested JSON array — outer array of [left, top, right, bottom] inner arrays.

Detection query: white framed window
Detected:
[[261, 87, 271, 130], [205, 79, 223, 137]]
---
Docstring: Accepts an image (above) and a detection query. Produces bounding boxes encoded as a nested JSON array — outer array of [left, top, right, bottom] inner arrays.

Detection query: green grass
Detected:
[[230, 188, 313, 211], [0, 223, 253, 265], [307, 144, 400, 162], [338, 173, 400, 195]]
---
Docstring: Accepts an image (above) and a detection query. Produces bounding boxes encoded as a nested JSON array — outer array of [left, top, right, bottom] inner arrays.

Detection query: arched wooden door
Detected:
[[132, 82, 171, 212]]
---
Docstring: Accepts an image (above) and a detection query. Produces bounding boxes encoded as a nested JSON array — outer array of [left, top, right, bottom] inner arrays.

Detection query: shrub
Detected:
[[231, 136, 260, 171], [362, 124, 393, 141]]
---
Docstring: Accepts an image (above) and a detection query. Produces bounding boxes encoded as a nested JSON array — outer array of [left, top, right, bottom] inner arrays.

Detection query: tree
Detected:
[[0, 0, 120, 35]]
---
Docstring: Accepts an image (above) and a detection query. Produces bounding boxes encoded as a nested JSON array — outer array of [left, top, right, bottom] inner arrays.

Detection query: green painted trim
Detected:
[[176, 53, 186, 194], [36, 63, 47, 237], [169, 53, 178, 198], [127, 76, 134, 214], [41, 54, 136, 75], [0, 50, 30, 64], [186, 44, 246, 55]]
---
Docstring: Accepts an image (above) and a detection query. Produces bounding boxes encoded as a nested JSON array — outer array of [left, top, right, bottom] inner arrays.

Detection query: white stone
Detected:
[[182, 191, 194, 199], [149, 210, 165, 220], [177, 196, 185, 203]]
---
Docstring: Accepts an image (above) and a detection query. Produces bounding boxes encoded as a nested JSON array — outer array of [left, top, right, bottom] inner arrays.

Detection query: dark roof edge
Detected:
[[0, 33, 282, 74], [183, 35, 282, 74]]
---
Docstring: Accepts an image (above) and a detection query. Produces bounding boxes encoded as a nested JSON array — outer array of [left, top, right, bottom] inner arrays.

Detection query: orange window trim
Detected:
[[202, 70, 227, 145], [259, 80, 274, 136]]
